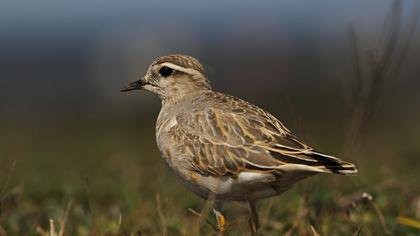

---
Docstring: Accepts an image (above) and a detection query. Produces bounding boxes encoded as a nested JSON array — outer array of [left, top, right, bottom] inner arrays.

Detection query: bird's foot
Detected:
[[213, 208, 226, 233]]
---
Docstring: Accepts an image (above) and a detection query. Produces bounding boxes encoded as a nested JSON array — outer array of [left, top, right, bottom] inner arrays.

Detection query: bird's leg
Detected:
[[213, 200, 226, 234], [248, 200, 259, 236]]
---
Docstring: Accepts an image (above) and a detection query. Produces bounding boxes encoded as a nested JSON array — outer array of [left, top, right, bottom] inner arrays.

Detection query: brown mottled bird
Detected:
[[121, 54, 357, 235]]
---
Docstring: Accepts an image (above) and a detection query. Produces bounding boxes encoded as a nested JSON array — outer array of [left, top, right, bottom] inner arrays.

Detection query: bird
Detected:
[[121, 54, 357, 235]]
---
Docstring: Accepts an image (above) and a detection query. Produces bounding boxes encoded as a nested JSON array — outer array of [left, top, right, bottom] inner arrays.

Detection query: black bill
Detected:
[[120, 79, 145, 92]]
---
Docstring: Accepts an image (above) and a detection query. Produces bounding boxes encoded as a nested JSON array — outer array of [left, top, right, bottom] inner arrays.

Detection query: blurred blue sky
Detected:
[[0, 0, 400, 40]]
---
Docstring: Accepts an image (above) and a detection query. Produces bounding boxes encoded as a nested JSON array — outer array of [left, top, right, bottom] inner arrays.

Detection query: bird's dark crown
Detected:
[[153, 54, 205, 75]]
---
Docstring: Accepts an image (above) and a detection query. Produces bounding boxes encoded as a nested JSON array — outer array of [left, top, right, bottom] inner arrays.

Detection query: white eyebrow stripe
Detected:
[[160, 62, 204, 77]]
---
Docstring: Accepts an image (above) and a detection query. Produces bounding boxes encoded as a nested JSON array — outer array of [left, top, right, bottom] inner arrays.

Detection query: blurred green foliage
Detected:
[[0, 106, 419, 235]]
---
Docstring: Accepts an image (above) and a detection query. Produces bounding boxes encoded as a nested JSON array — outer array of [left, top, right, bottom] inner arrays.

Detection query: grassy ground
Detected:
[[0, 102, 419, 236]]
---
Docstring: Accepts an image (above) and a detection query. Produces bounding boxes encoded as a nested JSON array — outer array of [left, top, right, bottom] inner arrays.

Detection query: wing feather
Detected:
[[170, 93, 357, 176]]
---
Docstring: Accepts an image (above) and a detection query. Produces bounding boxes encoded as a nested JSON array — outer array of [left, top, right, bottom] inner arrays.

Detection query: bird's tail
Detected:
[[305, 151, 358, 174]]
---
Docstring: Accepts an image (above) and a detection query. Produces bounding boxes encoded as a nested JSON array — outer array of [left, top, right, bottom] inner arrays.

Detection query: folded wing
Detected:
[[171, 95, 357, 176]]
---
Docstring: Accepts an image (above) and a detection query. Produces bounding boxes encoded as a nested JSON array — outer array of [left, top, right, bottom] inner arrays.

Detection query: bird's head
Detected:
[[121, 54, 211, 102]]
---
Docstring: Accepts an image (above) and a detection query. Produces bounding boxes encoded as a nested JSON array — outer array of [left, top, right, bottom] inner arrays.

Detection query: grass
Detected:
[[0, 108, 419, 236]]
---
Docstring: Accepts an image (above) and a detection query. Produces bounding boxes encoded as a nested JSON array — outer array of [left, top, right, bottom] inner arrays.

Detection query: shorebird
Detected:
[[121, 54, 357, 235]]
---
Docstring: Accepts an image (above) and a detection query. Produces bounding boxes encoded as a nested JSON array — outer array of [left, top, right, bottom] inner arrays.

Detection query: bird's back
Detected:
[[160, 90, 357, 175]]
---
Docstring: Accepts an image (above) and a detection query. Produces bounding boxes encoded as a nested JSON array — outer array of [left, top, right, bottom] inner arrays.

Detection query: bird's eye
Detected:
[[159, 66, 173, 77]]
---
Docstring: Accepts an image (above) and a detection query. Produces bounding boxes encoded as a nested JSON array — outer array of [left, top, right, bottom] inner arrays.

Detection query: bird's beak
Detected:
[[120, 78, 146, 92]]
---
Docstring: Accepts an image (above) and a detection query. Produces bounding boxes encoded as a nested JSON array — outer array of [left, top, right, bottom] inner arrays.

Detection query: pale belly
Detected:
[[157, 136, 313, 201], [161, 154, 307, 201]]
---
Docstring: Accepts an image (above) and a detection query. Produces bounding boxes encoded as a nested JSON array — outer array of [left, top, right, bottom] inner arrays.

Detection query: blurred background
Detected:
[[1, 0, 419, 235]]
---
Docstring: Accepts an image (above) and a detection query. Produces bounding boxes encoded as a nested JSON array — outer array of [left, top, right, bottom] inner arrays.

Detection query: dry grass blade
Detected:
[[354, 226, 362, 236], [310, 225, 320, 236], [349, 27, 364, 100], [189, 193, 219, 235], [285, 197, 308, 236], [83, 177, 100, 235], [188, 208, 218, 232], [155, 194, 167, 236], [260, 198, 275, 230], [338, 191, 390, 234], [367, 198, 391, 235], [58, 199, 73, 236], [388, 5, 419, 80], [49, 219, 56, 236], [345, 0, 417, 154], [0, 159, 17, 201]]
